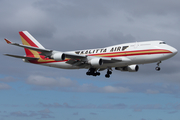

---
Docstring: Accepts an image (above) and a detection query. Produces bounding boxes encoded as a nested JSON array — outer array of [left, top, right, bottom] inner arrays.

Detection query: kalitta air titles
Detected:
[[75, 46, 123, 55]]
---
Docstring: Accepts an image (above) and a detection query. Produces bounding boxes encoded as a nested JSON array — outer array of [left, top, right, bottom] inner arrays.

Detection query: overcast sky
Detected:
[[0, 0, 180, 120]]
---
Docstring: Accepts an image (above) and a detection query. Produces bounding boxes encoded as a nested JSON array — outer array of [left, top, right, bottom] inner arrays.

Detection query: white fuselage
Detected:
[[39, 41, 177, 69]]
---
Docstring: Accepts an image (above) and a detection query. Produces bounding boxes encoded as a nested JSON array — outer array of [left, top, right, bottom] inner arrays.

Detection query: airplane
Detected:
[[4, 31, 178, 78]]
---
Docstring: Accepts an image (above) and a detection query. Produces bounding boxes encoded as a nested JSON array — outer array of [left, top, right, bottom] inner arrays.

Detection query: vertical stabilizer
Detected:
[[19, 31, 45, 56]]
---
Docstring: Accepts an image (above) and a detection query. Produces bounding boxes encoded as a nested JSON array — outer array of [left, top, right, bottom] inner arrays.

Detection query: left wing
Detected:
[[64, 52, 87, 59], [64, 53, 129, 67]]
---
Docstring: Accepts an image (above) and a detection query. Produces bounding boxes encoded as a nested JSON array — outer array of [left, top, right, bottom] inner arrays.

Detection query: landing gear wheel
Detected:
[[86, 68, 101, 77], [107, 71, 112, 75], [93, 73, 97, 76], [105, 74, 110, 78], [155, 67, 161, 71], [86, 72, 91, 75], [105, 69, 112, 78], [96, 72, 100, 76], [155, 61, 161, 71]]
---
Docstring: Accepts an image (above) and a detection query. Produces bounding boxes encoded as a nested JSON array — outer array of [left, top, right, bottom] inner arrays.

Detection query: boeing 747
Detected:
[[4, 31, 178, 78]]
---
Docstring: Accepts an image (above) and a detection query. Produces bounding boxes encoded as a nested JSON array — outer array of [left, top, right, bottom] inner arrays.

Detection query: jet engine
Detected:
[[51, 52, 65, 61], [115, 65, 139, 72], [88, 58, 103, 66]]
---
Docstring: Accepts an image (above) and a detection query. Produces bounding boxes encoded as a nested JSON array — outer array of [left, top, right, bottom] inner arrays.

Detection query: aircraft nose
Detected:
[[171, 47, 178, 55]]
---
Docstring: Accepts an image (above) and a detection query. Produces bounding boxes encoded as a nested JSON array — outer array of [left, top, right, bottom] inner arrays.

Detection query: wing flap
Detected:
[[101, 57, 122, 63], [66, 59, 86, 66]]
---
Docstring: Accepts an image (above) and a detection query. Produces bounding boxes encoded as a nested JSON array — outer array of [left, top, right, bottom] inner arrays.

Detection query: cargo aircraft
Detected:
[[4, 31, 178, 78]]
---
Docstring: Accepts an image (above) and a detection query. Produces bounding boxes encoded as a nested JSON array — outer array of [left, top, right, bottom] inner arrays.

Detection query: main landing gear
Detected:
[[86, 68, 112, 78], [86, 68, 100, 76], [105, 69, 112, 78], [155, 61, 161, 71]]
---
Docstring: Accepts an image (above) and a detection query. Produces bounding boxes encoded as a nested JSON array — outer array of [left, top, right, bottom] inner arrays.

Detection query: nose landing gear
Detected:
[[155, 61, 161, 71]]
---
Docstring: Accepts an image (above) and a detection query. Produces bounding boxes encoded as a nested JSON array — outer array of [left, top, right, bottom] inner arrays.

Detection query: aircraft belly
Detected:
[[130, 54, 164, 64], [162, 53, 175, 60]]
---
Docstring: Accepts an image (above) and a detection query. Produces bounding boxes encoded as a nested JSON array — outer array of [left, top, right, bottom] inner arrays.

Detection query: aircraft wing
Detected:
[[64, 53, 125, 62], [99, 57, 122, 63], [64, 53, 129, 67], [64, 53, 87, 59]]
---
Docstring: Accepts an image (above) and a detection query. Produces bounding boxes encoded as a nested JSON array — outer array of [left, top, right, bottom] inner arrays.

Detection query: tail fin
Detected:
[[19, 31, 45, 56]]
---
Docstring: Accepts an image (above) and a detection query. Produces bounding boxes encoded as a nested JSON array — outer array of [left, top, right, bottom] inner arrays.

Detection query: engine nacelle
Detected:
[[51, 52, 65, 61], [115, 65, 139, 72], [88, 58, 103, 66]]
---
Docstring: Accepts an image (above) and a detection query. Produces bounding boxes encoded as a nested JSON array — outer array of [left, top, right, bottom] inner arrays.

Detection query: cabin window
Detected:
[[122, 46, 129, 51], [159, 42, 166, 44]]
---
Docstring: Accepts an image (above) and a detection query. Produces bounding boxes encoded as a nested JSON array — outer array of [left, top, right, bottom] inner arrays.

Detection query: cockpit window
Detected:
[[159, 42, 166, 44]]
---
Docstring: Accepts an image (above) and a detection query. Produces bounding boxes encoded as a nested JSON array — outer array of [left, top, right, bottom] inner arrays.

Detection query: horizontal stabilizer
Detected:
[[4, 38, 52, 53], [4, 38, 12, 44], [4, 54, 39, 60]]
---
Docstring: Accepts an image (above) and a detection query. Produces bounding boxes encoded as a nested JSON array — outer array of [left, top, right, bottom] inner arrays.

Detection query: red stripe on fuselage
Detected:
[[101, 51, 171, 57], [28, 49, 172, 64], [88, 49, 171, 56]]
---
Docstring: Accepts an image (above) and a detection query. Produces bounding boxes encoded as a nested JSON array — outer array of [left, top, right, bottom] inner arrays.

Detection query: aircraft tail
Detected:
[[19, 31, 45, 57], [5, 31, 55, 63]]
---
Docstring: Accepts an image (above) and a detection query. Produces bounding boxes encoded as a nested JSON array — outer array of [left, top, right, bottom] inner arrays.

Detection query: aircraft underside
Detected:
[[38, 55, 165, 78]]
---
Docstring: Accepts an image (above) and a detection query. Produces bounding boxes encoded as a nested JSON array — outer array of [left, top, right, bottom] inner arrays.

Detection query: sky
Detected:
[[0, 0, 180, 120]]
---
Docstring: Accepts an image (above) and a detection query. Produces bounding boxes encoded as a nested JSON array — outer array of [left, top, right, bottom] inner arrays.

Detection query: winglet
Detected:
[[4, 38, 12, 44]]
